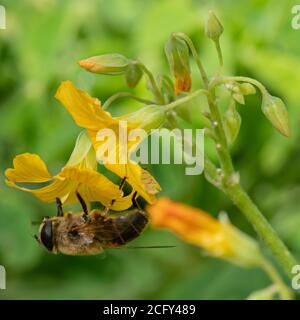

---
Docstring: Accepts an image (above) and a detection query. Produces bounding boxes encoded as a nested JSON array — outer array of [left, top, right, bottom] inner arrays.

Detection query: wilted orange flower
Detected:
[[148, 198, 263, 267], [174, 72, 191, 95]]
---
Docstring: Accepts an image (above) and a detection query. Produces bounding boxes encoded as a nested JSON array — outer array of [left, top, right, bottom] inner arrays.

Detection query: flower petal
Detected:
[[60, 166, 123, 207], [110, 190, 135, 211], [5, 178, 77, 203], [5, 153, 53, 183], [55, 80, 118, 131], [105, 162, 160, 204]]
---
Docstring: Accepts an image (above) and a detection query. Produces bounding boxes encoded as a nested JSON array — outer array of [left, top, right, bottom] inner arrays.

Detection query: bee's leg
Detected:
[[131, 191, 141, 210], [118, 176, 127, 191], [76, 192, 89, 222], [56, 198, 64, 217], [103, 176, 127, 216]]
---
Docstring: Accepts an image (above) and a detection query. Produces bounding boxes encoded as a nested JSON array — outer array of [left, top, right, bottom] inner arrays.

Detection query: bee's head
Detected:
[[35, 218, 55, 253]]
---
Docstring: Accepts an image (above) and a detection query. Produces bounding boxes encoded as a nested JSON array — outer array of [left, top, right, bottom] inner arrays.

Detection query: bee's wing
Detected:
[[72, 217, 137, 242]]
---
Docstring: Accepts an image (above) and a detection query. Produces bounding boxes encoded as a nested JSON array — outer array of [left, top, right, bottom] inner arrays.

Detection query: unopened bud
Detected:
[[165, 35, 191, 95], [224, 103, 241, 145], [261, 94, 291, 137], [125, 62, 143, 88], [239, 83, 256, 96], [205, 11, 223, 42], [78, 54, 130, 75], [225, 83, 245, 105]]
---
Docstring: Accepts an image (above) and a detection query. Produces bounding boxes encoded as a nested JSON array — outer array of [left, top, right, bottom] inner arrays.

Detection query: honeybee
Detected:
[[35, 178, 149, 255]]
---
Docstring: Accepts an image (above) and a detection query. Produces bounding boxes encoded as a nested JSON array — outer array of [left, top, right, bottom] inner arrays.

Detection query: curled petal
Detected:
[[55, 80, 118, 131], [5, 153, 53, 183], [5, 178, 76, 203]]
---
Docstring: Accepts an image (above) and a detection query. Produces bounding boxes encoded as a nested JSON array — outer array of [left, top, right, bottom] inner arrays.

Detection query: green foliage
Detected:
[[0, 0, 299, 299]]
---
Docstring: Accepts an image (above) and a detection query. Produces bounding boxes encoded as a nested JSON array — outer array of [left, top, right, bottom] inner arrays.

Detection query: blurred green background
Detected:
[[0, 0, 300, 299]]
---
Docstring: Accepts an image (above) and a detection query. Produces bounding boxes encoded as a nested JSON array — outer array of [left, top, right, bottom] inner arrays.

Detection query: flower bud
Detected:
[[261, 94, 291, 137], [205, 11, 223, 42], [225, 82, 244, 105], [165, 35, 191, 95], [224, 102, 241, 145], [125, 62, 143, 88], [239, 83, 256, 96], [78, 54, 130, 75]]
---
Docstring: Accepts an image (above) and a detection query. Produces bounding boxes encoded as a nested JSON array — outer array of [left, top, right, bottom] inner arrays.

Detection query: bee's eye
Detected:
[[40, 220, 53, 252]]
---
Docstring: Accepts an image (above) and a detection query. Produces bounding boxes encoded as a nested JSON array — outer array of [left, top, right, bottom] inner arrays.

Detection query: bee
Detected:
[[35, 177, 149, 255]]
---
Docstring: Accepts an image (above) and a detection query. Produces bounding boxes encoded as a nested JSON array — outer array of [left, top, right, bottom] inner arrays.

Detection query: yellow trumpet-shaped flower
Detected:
[[148, 198, 263, 267], [55, 80, 163, 204], [5, 131, 131, 210]]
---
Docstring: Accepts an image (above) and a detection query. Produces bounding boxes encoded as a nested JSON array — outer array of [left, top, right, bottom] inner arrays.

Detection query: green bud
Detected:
[[78, 54, 130, 75], [224, 102, 241, 145], [232, 93, 245, 105], [225, 83, 245, 105], [165, 35, 191, 95], [261, 94, 291, 137], [125, 62, 143, 88], [205, 11, 223, 41], [239, 83, 256, 96]]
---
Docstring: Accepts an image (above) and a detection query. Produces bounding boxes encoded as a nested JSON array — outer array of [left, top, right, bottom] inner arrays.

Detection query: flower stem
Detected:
[[137, 62, 165, 104], [102, 92, 155, 110], [198, 71, 298, 279], [260, 257, 293, 300], [214, 40, 223, 67], [164, 89, 208, 112], [225, 183, 297, 280]]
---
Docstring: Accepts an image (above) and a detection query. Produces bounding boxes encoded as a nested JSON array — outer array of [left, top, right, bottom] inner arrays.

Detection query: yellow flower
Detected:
[[5, 131, 131, 210], [148, 198, 263, 267], [55, 80, 163, 204]]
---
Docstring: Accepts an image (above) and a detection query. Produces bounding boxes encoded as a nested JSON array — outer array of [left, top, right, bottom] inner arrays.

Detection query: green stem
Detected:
[[210, 76, 268, 95], [137, 62, 165, 104], [206, 90, 234, 174], [214, 40, 223, 67], [164, 89, 208, 112], [102, 92, 155, 110], [199, 70, 298, 278], [260, 257, 293, 300], [225, 182, 297, 280]]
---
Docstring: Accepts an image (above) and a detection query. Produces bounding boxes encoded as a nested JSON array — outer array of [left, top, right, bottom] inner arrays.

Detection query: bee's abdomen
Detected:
[[105, 210, 148, 247]]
